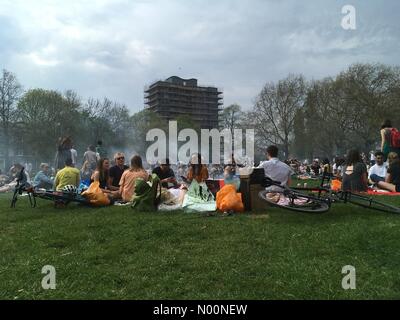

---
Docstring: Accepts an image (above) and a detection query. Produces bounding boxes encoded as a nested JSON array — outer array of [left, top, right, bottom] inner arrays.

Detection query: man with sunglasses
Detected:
[[108, 152, 129, 191]]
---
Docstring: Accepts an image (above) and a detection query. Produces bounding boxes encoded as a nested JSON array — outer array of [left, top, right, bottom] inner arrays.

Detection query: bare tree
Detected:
[[220, 103, 243, 133], [252, 74, 306, 158], [0, 69, 22, 169]]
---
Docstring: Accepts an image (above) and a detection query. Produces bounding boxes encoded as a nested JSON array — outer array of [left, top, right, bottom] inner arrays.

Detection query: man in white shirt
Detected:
[[258, 145, 294, 190], [368, 151, 387, 184]]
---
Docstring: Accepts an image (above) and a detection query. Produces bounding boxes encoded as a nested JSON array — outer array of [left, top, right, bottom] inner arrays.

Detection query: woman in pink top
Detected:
[[118, 155, 148, 202]]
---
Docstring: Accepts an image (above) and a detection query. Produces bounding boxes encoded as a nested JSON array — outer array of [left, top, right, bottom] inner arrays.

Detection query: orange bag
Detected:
[[331, 179, 342, 191], [216, 184, 244, 213], [81, 181, 111, 207]]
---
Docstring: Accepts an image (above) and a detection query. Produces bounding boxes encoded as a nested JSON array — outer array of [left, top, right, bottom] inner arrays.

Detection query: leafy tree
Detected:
[[16, 89, 81, 163], [129, 109, 167, 157], [252, 74, 307, 159], [219, 103, 243, 133], [0, 69, 22, 169]]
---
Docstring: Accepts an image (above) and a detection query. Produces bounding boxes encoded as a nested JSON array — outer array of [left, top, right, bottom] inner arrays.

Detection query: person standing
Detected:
[[54, 137, 72, 172], [380, 120, 400, 161], [83, 145, 98, 172], [96, 140, 107, 159], [369, 150, 376, 166], [70, 145, 78, 167]]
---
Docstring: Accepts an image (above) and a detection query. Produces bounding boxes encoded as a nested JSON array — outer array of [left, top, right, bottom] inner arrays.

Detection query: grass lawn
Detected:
[[1, 181, 400, 300]]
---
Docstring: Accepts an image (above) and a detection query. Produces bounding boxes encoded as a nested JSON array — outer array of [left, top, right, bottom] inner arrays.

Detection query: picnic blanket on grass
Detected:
[[367, 189, 400, 196]]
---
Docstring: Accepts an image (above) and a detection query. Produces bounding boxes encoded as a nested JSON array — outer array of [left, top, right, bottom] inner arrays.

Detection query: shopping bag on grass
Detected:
[[216, 184, 244, 213], [81, 181, 110, 207]]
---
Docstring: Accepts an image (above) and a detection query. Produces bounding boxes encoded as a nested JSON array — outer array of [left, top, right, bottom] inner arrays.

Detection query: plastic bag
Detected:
[[331, 179, 342, 191], [81, 181, 110, 207], [216, 184, 244, 213]]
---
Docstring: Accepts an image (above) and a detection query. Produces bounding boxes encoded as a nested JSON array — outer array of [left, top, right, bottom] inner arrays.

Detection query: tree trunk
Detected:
[[3, 126, 10, 170]]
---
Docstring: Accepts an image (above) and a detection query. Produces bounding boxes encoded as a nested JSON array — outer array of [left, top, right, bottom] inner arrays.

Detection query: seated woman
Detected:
[[377, 152, 400, 192], [182, 154, 216, 212], [80, 161, 92, 186], [33, 163, 54, 189], [342, 150, 368, 192], [91, 158, 112, 194], [117, 155, 149, 202], [187, 153, 209, 183]]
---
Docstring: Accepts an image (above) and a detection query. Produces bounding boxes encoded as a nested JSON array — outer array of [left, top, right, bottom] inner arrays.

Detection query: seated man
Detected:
[[368, 151, 387, 184], [33, 163, 54, 189], [108, 152, 128, 191], [377, 152, 400, 192], [258, 145, 294, 189], [53, 158, 80, 192], [152, 158, 178, 189]]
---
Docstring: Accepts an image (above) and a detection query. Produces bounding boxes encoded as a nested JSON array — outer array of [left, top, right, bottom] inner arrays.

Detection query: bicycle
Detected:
[[11, 168, 89, 209], [10, 168, 36, 208], [258, 177, 331, 214], [293, 173, 400, 215]]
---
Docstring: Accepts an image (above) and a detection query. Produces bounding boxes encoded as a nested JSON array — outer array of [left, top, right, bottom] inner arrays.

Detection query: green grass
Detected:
[[1, 182, 400, 300]]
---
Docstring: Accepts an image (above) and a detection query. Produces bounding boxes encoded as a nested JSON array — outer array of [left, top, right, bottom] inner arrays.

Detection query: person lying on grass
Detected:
[[376, 152, 400, 192]]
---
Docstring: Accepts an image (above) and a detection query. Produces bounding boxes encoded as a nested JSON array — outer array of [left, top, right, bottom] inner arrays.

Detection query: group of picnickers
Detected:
[[3, 118, 400, 212]]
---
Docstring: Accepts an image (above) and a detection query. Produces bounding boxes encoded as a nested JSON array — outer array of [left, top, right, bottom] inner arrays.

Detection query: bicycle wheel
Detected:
[[292, 187, 344, 204], [344, 192, 400, 214], [258, 190, 330, 213]]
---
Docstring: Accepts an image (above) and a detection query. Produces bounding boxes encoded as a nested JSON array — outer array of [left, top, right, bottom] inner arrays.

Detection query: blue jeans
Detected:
[[370, 174, 385, 183]]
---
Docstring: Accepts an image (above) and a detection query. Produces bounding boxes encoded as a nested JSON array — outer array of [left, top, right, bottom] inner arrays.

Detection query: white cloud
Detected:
[[0, 0, 399, 111]]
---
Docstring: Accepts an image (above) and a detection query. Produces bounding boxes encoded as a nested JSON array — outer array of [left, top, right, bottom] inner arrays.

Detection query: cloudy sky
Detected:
[[0, 0, 399, 112]]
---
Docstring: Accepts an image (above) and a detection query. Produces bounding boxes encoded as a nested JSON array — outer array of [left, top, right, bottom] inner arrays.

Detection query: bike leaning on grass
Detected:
[[293, 173, 400, 215], [258, 177, 331, 214]]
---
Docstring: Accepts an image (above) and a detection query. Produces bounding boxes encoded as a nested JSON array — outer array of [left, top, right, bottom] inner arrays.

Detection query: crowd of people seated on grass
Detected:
[[3, 117, 400, 211]]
